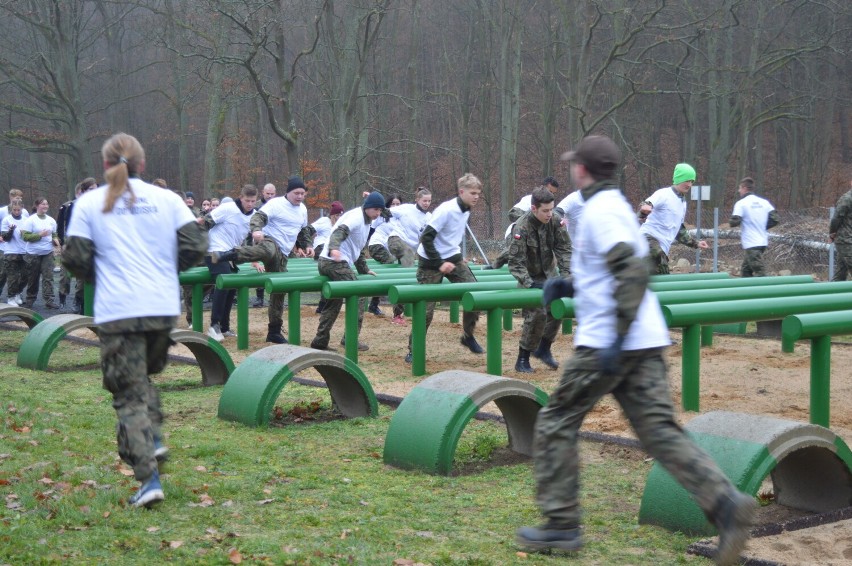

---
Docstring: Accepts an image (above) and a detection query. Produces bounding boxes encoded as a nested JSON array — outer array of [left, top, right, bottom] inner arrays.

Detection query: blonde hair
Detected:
[[101, 133, 144, 213], [8, 189, 23, 200], [457, 173, 482, 191]]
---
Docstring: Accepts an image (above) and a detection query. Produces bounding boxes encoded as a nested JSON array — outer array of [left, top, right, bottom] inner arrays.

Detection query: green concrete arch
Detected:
[[383, 370, 549, 475], [217, 344, 378, 426], [639, 411, 852, 535], [169, 329, 235, 386], [17, 314, 97, 370], [0, 304, 44, 330]]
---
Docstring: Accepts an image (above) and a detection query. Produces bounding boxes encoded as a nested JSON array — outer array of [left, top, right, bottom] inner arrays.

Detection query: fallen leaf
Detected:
[[392, 560, 415, 566], [516, 551, 528, 558], [340, 529, 352, 539], [256, 498, 274, 505], [0, 454, 11, 460], [359, 500, 369, 506], [118, 467, 134, 477], [262, 488, 272, 495], [147, 526, 160, 533], [38, 477, 54, 485], [189, 493, 215, 508], [102, 511, 110, 518], [169, 540, 184, 549], [342, 458, 352, 462], [221, 500, 233, 507], [195, 466, 207, 472], [228, 548, 242, 564]]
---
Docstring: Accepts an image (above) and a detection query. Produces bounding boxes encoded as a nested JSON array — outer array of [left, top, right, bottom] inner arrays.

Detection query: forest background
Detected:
[[0, 0, 850, 239]]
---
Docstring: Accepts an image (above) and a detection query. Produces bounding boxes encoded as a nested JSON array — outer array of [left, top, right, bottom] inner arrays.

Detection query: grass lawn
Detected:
[[0, 327, 707, 565]]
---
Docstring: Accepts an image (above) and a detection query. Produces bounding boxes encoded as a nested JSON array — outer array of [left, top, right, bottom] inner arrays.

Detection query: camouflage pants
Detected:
[[0, 250, 6, 295], [740, 246, 767, 277], [520, 303, 560, 351], [409, 259, 480, 350], [99, 316, 175, 482], [25, 253, 56, 305], [369, 243, 404, 317], [4, 253, 27, 298], [233, 239, 288, 329], [533, 347, 736, 527], [644, 236, 670, 275], [386, 236, 416, 268], [312, 257, 362, 349], [832, 243, 852, 281]]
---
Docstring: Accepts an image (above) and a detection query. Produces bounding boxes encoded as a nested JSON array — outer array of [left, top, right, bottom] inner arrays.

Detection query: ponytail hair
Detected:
[[101, 133, 144, 213], [414, 186, 431, 200]]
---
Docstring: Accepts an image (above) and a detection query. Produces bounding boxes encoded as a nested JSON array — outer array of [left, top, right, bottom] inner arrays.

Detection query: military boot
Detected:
[[532, 338, 559, 369], [266, 323, 288, 344], [211, 248, 238, 264], [514, 347, 534, 373]]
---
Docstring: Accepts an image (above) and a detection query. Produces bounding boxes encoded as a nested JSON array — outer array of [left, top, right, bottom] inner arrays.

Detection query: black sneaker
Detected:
[[266, 332, 288, 344], [714, 491, 757, 566], [309, 340, 336, 352], [460, 334, 484, 354], [516, 524, 583, 553], [368, 304, 384, 317], [340, 338, 369, 351], [404, 352, 412, 364]]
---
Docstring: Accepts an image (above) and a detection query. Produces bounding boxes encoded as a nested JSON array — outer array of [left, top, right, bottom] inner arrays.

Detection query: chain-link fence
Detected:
[[465, 206, 840, 281]]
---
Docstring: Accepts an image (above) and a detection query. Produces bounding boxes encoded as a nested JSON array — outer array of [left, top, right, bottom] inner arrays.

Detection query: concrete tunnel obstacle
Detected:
[[638, 411, 852, 536], [383, 370, 549, 475], [217, 344, 378, 426], [0, 304, 44, 330], [17, 315, 234, 386]]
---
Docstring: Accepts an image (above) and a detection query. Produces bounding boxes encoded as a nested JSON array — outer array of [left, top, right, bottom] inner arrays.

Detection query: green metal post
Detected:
[[345, 296, 360, 363], [404, 303, 412, 317], [84, 283, 94, 316], [412, 301, 427, 376], [237, 287, 249, 350], [449, 301, 459, 323], [810, 335, 831, 427], [682, 324, 701, 412], [562, 318, 572, 335], [288, 290, 301, 345], [700, 325, 714, 347], [192, 284, 204, 332], [486, 308, 503, 375], [503, 309, 513, 331]]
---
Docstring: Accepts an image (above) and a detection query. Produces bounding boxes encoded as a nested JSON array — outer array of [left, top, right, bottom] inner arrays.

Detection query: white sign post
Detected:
[[691, 186, 711, 273]]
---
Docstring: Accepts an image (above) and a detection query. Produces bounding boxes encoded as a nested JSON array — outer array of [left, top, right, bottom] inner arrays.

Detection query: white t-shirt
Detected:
[[207, 200, 254, 253], [320, 207, 372, 266], [66, 178, 196, 324], [417, 197, 469, 260], [0, 207, 28, 253], [572, 188, 670, 351], [312, 216, 333, 250], [732, 193, 775, 249], [638, 186, 688, 255], [389, 203, 430, 250], [258, 196, 308, 254], [1, 213, 28, 255], [512, 195, 533, 211], [369, 215, 396, 249], [557, 191, 585, 243], [23, 214, 57, 255]]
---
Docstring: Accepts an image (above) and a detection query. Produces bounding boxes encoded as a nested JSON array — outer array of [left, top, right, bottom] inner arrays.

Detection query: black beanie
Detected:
[[286, 176, 306, 193], [362, 191, 385, 209]]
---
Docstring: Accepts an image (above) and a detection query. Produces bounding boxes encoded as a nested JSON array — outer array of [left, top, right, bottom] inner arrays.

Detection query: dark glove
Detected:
[[380, 208, 393, 221], [598, 335, 626, 375], [541, 277, 574, 305], [529, 281, 544, 289]]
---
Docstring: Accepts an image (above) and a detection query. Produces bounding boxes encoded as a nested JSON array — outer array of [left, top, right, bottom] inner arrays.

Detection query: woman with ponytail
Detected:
[[21, 197, 60, 308], [62, 133, 208, 508]]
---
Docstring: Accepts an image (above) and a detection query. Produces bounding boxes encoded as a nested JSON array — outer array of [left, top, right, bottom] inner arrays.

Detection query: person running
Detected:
[[199, 184, 259, 341], [311, 200, 345, 314], [366, 194, 402, 317], [728, 177, 780, 277], [385, 187, 432, 324], [0, 189, 29, 300], [1, 200, 29, 306], [507, 187, 571, 373], [211, 175, 313, 344], [21, 197, 60, 309], [518, 135, 755, 565], [62, 132, 207, 508], [58, 178, 97, 311], [637, 163, 709, 274], [405, 173, 484, 363], [251, 183, 278, 308], [309, 192, 385, 351]]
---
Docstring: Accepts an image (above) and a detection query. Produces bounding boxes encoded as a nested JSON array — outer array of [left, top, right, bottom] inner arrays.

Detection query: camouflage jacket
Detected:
[[507, 211, 572, 288], [830, 190, 852, 245]]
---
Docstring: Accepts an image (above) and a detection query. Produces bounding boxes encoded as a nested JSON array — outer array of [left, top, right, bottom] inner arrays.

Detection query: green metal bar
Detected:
[[701, 325, 714, 347], [503, 309, 513, 331], [344, 295, 360, 363], [288, 290, 301, 345], [412, 301, 427, 376], [649, 274, 812, 293], [389, 280, 518, 303], [237, 287, 249, 350], [486, 308, 503, 375], [682, 324, 702, 412], [192, 285, 204, 332], [810, 335, 831, 427], [781, 310, 852, 352], [649, 272, 729, 282], [562, 318, 572, 335], [449, 301, 459, 323], [662, 292, 852, 327], [655, 281, 852, 307]]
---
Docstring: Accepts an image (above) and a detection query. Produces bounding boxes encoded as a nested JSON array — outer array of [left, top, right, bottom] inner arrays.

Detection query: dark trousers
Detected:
[[205, 256, 237, 331]]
